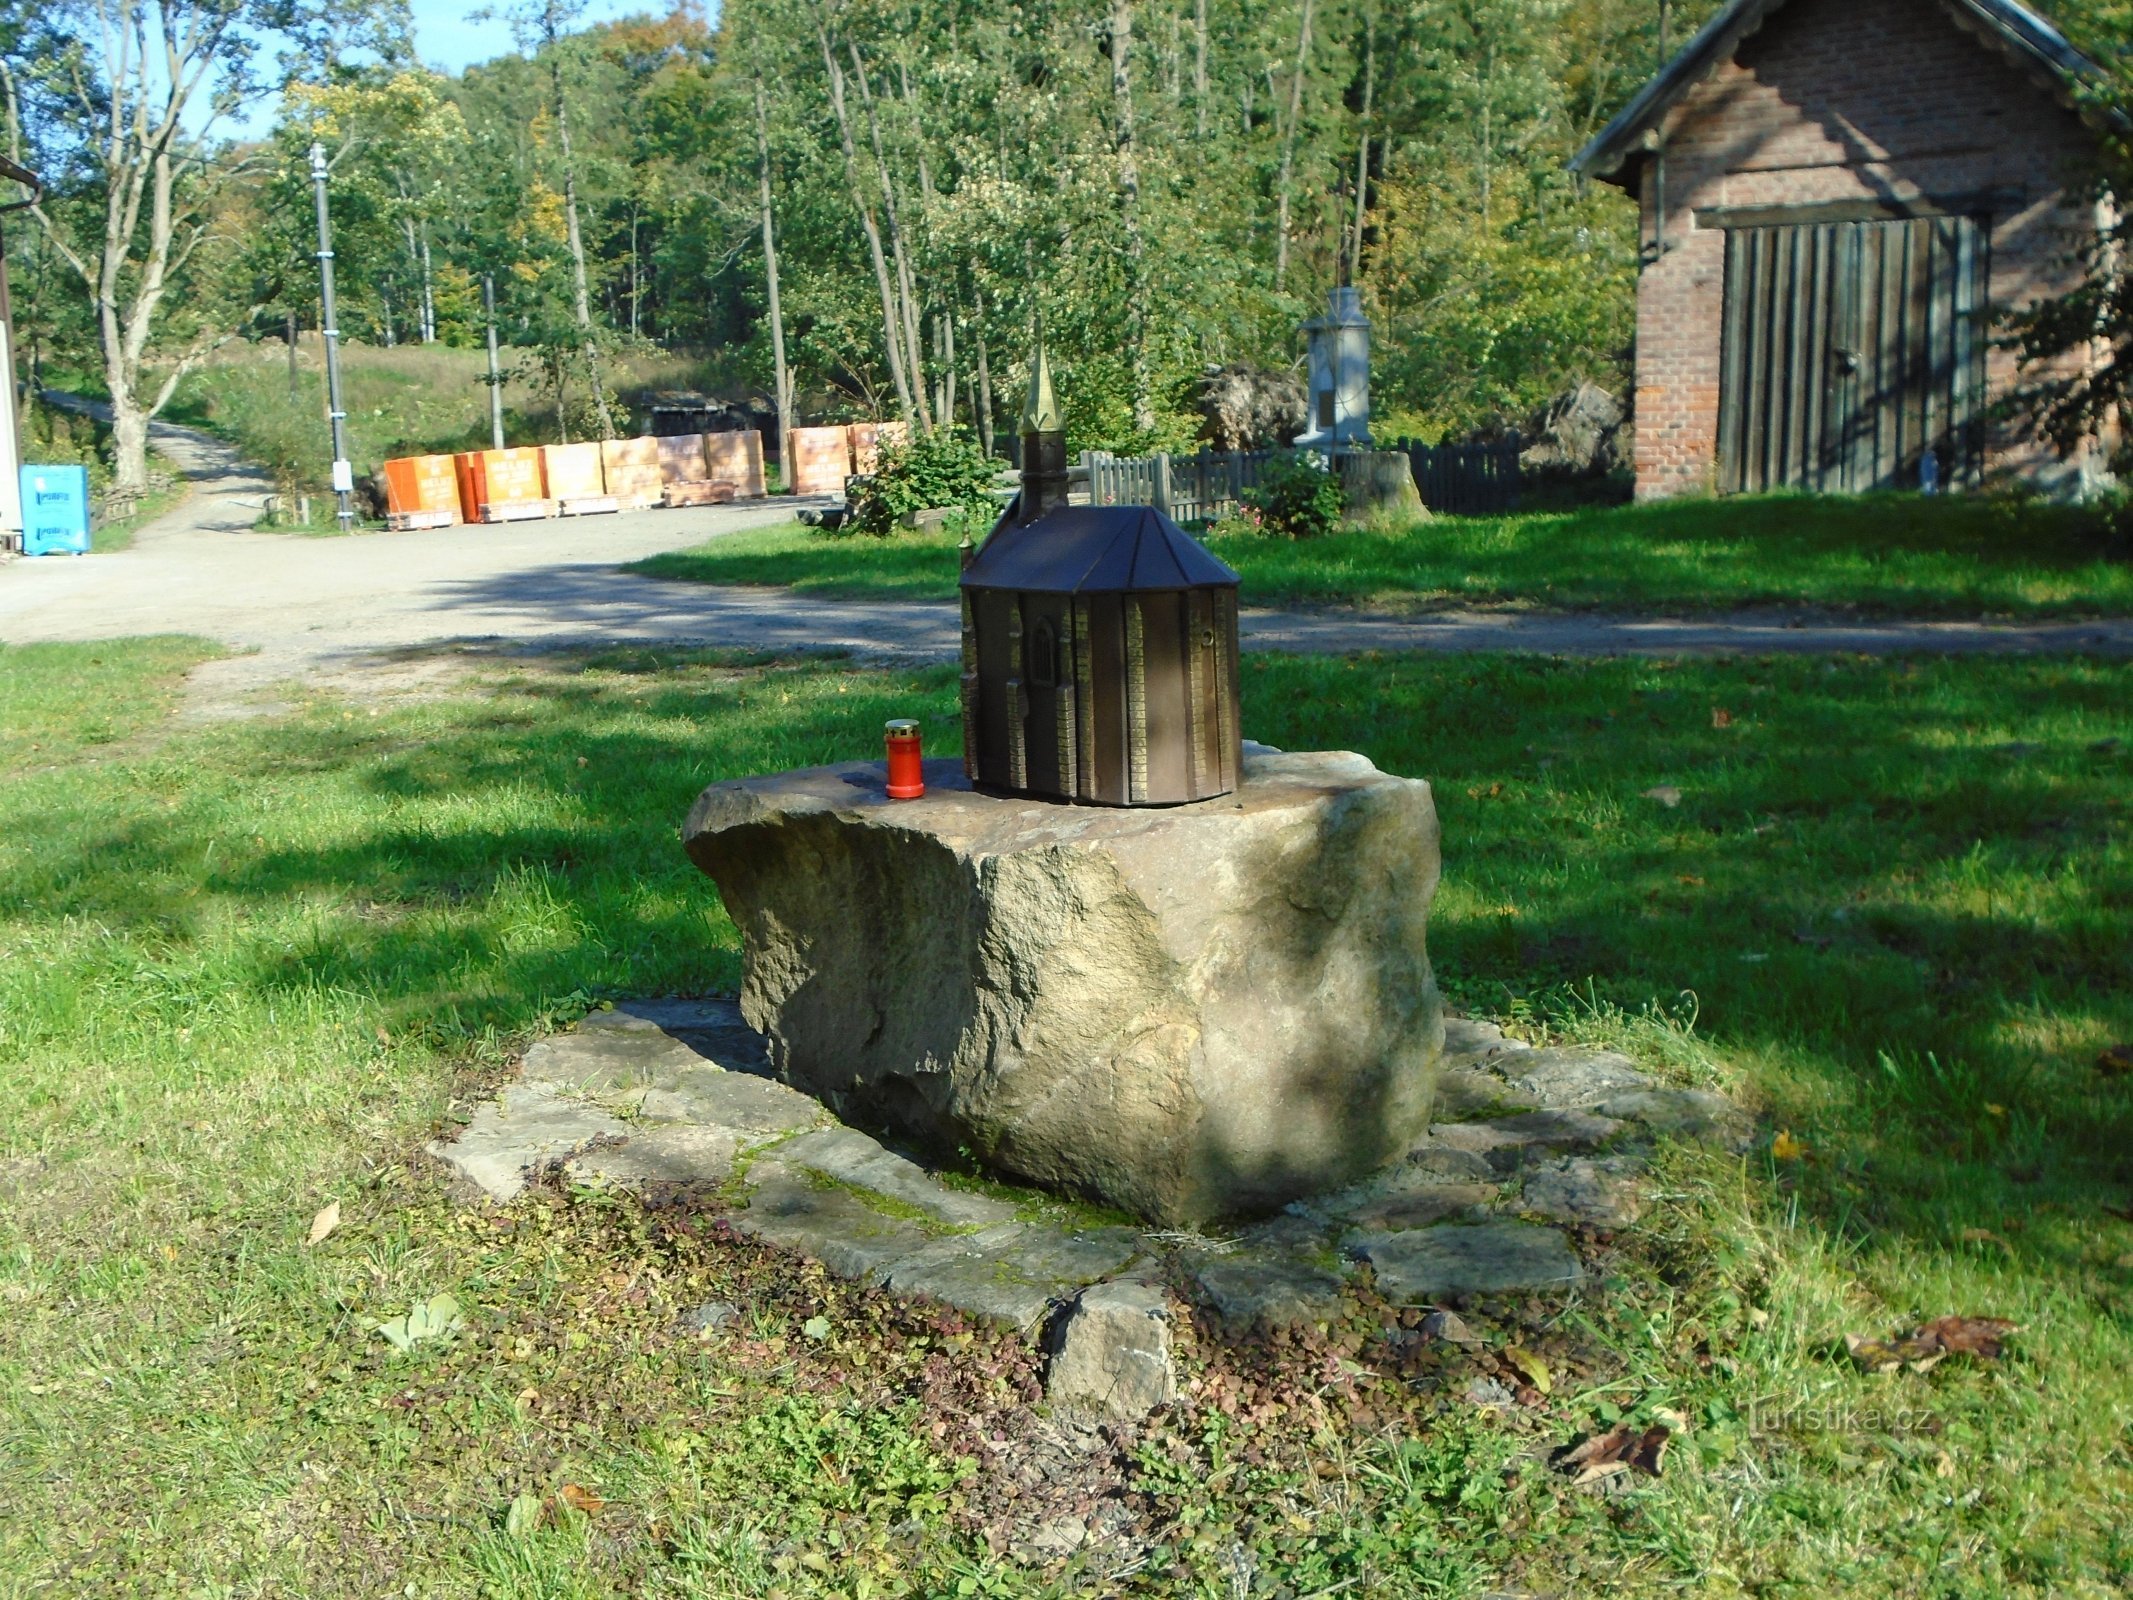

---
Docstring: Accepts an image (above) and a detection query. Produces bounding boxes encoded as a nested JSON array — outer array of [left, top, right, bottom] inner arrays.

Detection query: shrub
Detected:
[[1243, 450, 1345, 538], [845, 429, 1004, 537]]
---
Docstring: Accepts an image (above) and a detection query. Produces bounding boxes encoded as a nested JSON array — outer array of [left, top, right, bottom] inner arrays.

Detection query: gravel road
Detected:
[[5, 417, 2126, 715]]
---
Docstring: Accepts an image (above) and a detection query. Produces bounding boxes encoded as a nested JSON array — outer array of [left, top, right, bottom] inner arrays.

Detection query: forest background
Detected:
[[3, 0, 2129, 495]]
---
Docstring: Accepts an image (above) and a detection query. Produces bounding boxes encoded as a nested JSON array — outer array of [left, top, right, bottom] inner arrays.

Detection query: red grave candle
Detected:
[[884, 718, 925, 799]]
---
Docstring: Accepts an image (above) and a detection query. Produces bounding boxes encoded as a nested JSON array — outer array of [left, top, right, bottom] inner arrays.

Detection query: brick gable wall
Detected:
[[1630, 0, 2107, 498]]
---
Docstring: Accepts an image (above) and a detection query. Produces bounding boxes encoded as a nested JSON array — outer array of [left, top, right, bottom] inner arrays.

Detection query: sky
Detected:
[[405, 0, 693, 74]]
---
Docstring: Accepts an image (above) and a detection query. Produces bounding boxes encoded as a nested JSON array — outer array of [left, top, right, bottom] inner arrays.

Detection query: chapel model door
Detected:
[[1717, 214, 1989, 494]]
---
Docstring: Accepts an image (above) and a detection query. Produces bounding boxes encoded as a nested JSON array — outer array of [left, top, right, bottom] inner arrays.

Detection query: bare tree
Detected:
[[816, 16, 917, 423], [752, 73, 793, 476], [507, 0, 612, 437], [1, 1, 281, 492], [1274, 0, 1316, 291]]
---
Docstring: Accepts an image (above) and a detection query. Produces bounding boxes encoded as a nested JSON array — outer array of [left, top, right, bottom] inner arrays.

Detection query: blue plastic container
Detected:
[[21, 465, 92, 555]]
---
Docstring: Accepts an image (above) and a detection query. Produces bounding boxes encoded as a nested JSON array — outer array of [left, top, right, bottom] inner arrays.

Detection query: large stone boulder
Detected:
[[683, 747, 1443, 1224]]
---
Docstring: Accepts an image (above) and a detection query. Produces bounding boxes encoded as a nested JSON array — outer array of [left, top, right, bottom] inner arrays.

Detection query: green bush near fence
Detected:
[[1239, 451, 1346, 538]]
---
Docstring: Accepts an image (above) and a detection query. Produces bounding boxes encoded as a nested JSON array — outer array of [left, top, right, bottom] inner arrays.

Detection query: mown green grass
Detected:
[[2, 638, 2129, 1596], [633, 493, 2133, 619]]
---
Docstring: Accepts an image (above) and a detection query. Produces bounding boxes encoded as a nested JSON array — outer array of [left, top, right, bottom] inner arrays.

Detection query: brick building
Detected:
[[1572, 0, 2116, 500]]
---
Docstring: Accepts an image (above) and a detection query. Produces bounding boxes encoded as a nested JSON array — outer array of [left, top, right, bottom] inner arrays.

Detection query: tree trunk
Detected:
[[754, 75, 794, 480], [1349, 11, 1375, 286], [850, 44, 932, 432], [1275, 0, 1316, 292], [818, 26, 917, 424], [421, 221, 436, 342], [974, 290, 996, 456], [1194, 0, 1209, 138], [1111, 0, 1154, 435], [552, 54, 613, 439]]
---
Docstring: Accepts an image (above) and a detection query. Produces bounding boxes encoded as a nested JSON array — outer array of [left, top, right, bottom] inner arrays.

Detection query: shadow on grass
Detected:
[[1246, 650, 2133, 1255], [7, 642, 2128, 1250]]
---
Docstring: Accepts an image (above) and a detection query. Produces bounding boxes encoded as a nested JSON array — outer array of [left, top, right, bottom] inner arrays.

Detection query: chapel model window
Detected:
[[958, 346, 1244, 807]]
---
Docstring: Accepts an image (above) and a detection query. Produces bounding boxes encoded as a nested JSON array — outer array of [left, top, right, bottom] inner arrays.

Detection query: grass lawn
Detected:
[[631, 493, 2133, 619], [3, 638, 2129, 1595]]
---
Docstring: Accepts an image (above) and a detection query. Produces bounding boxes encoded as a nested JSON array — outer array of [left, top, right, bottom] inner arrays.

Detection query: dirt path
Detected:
[[5, 418, 2128, 718]]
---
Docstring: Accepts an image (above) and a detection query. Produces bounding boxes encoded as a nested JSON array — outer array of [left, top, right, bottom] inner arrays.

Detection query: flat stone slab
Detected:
[[683, 748, 1444, 1225], [563, 1125, 742, 1190], [430, 1001, 1750, 1364], [728, 1160, 939, 1280], [1347, 1221, 1586, 1300], [1425, 1110, 1624, 1168], [883, 1224, 1142, 1330], [1190, 1253, 1350, 1332], [1517, 1158, 1646, 1228], [428, 1085, 630, 1202], [1506, 1048, 1652, 1109], [1345, 1180, 1498, 1232], [637, 1065, 822, 1135], [777, 1126, 1019, 1229], [1596, 1088, 1748, 1145]]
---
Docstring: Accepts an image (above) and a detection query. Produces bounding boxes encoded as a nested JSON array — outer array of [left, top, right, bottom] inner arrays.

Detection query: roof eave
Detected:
[[1567, 0, 2118, 188]]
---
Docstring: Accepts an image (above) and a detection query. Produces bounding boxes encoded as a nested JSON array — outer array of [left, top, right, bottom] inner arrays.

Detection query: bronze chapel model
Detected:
[[959, 347, 1243, 806]]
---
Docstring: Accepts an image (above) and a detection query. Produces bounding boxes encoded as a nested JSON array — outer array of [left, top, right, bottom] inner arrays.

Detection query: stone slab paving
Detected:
[[429, 999, 1753, 1410]]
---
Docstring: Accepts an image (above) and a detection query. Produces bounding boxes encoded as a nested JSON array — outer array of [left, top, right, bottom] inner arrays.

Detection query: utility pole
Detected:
[[308, 142, 354, 532], [483, 275, 505, 450]]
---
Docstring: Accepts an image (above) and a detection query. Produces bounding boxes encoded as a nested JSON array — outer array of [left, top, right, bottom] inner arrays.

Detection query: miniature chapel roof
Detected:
[[961, 504, 1239, 594], [1570, 0, 2112, 189]]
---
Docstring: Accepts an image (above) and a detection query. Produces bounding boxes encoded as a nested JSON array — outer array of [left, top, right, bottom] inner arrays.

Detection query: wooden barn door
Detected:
[[1718, 215, 1988, 494]]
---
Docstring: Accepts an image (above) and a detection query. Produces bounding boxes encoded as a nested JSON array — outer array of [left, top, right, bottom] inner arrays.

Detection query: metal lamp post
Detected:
[[308, 142, 354, 532]]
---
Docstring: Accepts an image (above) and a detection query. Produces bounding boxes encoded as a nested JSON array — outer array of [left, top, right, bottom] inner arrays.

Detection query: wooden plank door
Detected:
[[1718, 215, 1988, 494]]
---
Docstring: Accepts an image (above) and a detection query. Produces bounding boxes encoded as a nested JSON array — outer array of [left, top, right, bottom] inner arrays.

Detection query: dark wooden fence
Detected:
[[1084, 442, 1520, 521], [1389, 439, 1524, 516]]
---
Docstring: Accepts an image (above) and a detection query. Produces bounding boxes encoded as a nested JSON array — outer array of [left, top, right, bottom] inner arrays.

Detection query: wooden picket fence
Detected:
[[1082, 442, 1520, 521]]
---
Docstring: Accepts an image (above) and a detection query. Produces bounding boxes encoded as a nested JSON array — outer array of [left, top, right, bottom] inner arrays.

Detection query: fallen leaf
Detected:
[[505, 1493, 543, 1537], [1771, 1130, 1808, 1162], [1503, 1345, 1553, 1394], [2096, 1044, 2133, 1077], [1845, 1315, 2019, 1373], [514, 1386, 540, 1409], [1711, 707, 1733, 728], [1419, 1310, 1480, 1345], [558, 1483, 604, 1515], [801, 1315, 831, 1342], [1553, 1422, 1670, 1485], [307, 1199, 341, 1247], [1642, 785, 1682, 808]]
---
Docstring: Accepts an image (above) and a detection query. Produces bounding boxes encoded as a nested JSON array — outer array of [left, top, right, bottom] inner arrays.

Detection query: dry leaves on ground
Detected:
[[1771, 1130, 1808, 1162], [1844, 1315, 2020, 1374], [1553, 1422, 1670, 1486], [306, 1199, 340, 1246]]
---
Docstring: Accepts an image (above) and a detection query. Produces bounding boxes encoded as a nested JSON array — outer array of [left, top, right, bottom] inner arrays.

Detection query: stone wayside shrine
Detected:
[[684, 353, 1446, 1226]]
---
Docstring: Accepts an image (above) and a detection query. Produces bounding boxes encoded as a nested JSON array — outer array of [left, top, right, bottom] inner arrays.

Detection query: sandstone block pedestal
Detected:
[[683, 747, 1443, 1225]]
